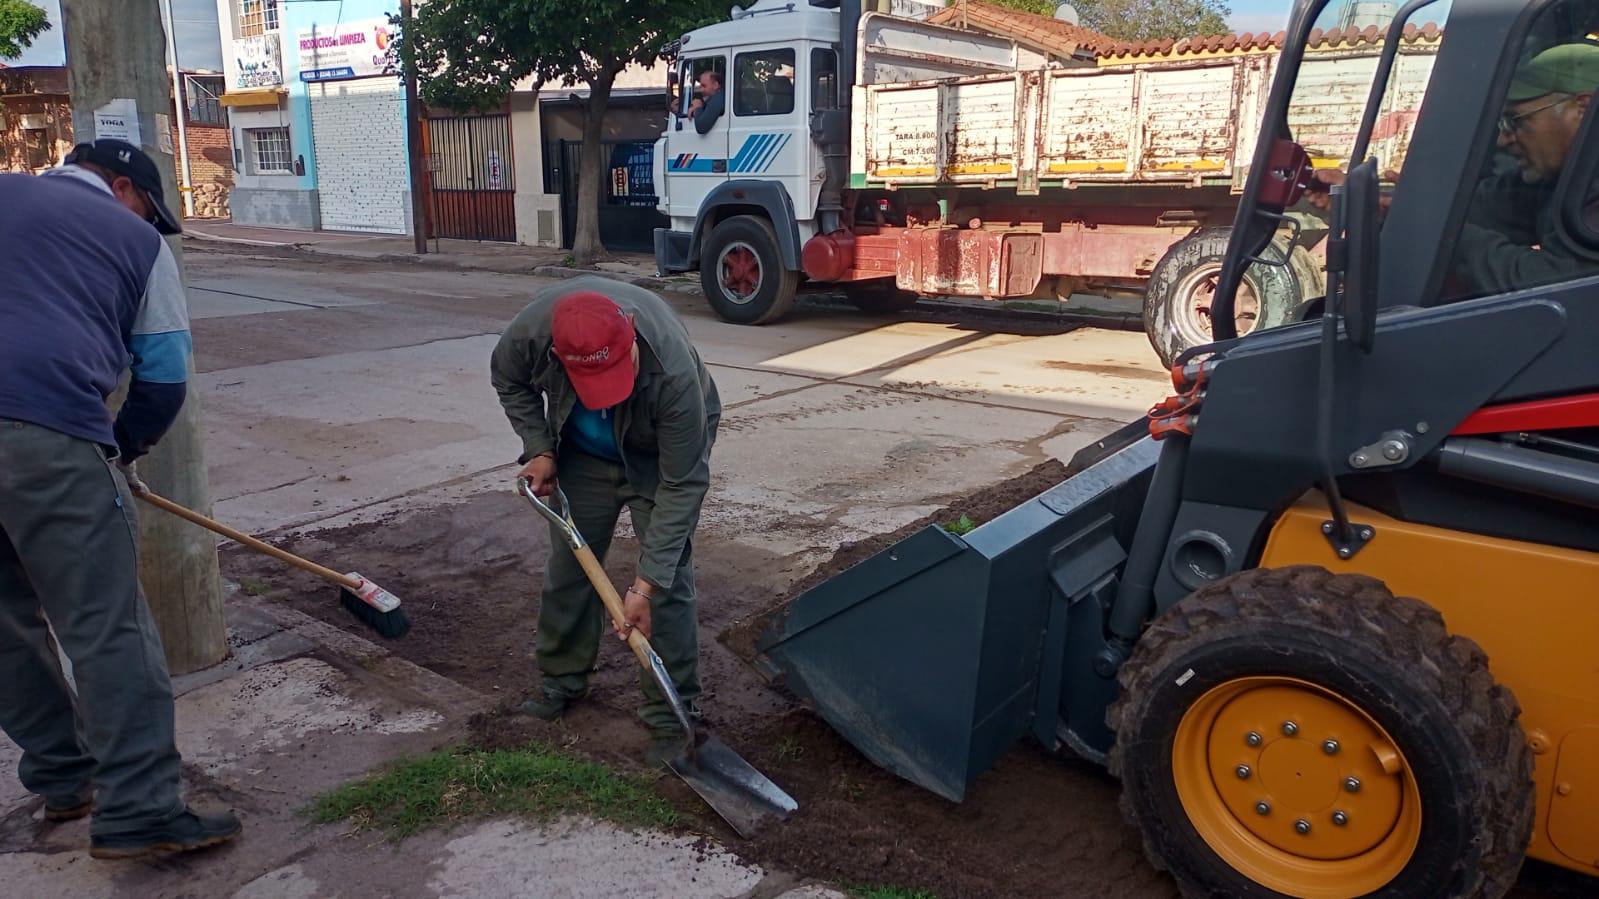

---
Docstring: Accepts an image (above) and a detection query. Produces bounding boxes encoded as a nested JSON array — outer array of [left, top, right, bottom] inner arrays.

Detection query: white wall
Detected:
[[309, 78, 410, 234]]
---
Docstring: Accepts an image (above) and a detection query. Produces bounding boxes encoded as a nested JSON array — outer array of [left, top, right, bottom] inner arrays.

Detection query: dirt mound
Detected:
[[720, 458, 1070, 664]]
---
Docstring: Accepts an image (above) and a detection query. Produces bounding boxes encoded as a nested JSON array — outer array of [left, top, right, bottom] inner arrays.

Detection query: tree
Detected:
[[397, 0, 723, 266], [989, 0, 1232, 42], [0, 0, 50, 60]]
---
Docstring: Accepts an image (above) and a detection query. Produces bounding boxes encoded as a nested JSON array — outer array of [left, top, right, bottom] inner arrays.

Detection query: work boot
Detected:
[[644, 730, 690, 770], [90, 807, 242, 860], [42, 788, 92, 822], [515, 688, 585, 722]]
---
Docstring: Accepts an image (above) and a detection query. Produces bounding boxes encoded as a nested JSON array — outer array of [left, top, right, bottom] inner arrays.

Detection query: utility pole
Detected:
[[159, 0, 196, 217], [401, 0, 429, 254], [62, 0, 228, 675]]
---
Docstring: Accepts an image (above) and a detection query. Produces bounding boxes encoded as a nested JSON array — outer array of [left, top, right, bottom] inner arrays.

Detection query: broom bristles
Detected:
[[339, 588, 411, 639]]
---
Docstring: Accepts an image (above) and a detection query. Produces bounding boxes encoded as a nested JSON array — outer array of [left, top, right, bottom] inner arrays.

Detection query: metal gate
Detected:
[[557, 139, 669, 252], [426, 114, 515, 242]]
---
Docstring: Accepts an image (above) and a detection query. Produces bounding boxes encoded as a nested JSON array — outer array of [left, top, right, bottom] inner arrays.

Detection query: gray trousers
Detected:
[[538, 449, 701, 734], [0, 419, 184, 836]]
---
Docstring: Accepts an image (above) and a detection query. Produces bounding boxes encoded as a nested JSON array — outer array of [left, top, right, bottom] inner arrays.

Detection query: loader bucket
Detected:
[[756, 434, 1160, 802]]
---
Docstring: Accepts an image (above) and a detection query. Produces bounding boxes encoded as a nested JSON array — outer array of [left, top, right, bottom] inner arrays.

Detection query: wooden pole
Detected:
[[401, 0, 430, 254], [61, 0, 228, 675]]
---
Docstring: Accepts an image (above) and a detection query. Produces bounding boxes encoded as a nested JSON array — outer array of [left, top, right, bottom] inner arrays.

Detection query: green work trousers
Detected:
[[537, 449, 700, 735]]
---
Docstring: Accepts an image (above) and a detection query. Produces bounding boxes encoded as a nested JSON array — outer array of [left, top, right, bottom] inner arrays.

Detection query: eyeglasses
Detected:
[[1498, 95, 1572, 135]]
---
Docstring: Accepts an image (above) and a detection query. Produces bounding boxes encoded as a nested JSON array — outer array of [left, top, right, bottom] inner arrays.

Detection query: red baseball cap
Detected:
[[552, 291, 637, 409]]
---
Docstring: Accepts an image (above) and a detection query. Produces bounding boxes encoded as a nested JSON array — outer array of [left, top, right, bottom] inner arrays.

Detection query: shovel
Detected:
[[516, 478, 797, 838]]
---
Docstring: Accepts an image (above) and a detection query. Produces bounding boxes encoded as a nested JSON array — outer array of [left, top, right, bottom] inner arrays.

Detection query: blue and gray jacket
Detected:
[[0, 165, 192, 460]]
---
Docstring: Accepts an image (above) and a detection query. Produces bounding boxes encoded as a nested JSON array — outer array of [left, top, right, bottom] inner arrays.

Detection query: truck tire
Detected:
[[1143, 228, 1319, 367], [843, 281, 920, 315], [699, 215, 800, 325], [1108, 566, 1533, 899]]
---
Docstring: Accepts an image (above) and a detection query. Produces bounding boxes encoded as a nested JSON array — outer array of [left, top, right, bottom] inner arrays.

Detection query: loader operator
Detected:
[[0, 140, 243, 859], [1309, 42, 1599, 297], [491, 278, 721, 767]]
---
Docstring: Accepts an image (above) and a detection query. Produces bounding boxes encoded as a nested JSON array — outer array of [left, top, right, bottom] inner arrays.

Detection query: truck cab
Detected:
[[654, 1, 841, 322]]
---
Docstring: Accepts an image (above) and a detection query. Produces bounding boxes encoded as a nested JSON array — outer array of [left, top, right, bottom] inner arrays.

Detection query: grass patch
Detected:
[[307, 742, 678, 839], [943, 514, 977, 536], [237, 577, 270, 597], [853, 887, 939, 899]]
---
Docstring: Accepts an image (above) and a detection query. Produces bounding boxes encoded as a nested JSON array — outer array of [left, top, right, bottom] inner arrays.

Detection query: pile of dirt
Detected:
[[720, 458, 1071, 663]]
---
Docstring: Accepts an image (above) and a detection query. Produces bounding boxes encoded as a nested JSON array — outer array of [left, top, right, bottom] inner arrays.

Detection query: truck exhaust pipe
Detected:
[[811, 0, 860, 234]]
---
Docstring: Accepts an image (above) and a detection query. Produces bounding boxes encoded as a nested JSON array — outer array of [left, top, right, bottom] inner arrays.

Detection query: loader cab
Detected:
[[1217, 0, 1599, 346]]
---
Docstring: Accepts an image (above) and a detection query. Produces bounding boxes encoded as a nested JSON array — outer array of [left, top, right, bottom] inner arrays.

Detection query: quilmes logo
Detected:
[[565, 346, 612, 365]]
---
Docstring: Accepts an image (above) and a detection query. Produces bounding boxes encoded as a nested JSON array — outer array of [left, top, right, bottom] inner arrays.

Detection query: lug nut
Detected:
[[1255, 801, 1271, 816], [1332, 810, 1349, 827], [1282, 721, 1298, 737], [1235, 765, 1252, 780], [1322, 739, 1340, 755], [1246, 731, 1263, 747], [1295, 819, 1312, 835], [1345, 776, 1362, 793]]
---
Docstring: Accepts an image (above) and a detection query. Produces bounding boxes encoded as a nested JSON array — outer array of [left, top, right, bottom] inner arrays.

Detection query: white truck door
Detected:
[[726, 46, 806, 206], [665, 55, 730, 221]]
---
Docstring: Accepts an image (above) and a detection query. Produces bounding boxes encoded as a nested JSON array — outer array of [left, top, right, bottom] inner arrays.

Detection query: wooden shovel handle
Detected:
[[135, 490, 359, 590], [570, 543, 655, 667]]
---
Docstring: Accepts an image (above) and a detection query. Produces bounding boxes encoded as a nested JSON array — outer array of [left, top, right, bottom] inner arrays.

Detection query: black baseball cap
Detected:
[[64, 139, 183, 235]]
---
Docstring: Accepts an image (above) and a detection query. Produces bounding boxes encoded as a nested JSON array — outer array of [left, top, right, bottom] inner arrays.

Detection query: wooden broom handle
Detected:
[[135, 490, 360, 590], [571, 543, 655, 666]]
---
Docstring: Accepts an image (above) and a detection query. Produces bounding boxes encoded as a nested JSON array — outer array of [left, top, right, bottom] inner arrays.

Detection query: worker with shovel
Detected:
[[0, 140, 242, 858], [491, 277, 721, 767]]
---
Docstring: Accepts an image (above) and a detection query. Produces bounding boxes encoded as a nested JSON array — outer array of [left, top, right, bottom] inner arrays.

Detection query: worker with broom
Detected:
[[0, 140, 242, 857], [491, 278, 721, 767]]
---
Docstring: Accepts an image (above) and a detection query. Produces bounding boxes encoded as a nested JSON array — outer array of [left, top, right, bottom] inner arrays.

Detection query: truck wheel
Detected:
[[843, 281, 919, 315], [1108, 566, 1533, 899], [1143, 228, 1317, 367], [700, 216, 800, 325]]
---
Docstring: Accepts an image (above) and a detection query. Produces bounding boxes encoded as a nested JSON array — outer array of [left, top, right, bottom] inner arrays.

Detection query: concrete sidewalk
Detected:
[[183, 221, 680, 288]]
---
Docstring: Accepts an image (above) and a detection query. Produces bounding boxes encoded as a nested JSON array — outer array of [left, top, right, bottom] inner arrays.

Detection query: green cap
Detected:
[[1508, 42, 1599, 103]]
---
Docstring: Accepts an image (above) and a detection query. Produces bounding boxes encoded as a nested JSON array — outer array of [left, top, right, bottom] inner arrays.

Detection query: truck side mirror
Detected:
[[1341, 158, 1381, 352]]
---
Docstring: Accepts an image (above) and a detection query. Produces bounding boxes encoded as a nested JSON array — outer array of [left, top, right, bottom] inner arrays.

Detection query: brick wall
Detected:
[[0, 94, 74, 174], [309, 78, 410, 234], [171, 116, 236, 219]]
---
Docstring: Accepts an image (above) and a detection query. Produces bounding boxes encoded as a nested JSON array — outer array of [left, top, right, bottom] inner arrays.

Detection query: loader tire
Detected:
[[700, 215, 800, 325], [1108, 566, 1533, 899], [1143, 228, 1319, 367]]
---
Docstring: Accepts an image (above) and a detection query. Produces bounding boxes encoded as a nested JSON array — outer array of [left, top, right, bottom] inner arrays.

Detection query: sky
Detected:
[[4, 0, 224, 71], [1228, 1, 1297, 34]]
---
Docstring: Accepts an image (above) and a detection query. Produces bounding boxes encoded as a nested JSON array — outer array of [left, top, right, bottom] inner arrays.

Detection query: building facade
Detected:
[[216, 0, 414, 233]]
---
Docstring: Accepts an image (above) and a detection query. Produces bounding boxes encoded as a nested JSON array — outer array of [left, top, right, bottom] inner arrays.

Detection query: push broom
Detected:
[[131, 486, 411, 639]]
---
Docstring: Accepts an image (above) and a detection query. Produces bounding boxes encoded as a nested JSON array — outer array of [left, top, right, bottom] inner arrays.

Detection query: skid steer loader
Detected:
[[756, 0, 1599, 895]]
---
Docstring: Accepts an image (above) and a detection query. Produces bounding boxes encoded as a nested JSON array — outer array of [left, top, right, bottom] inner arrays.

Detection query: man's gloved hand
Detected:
[[116, 460, 150, 497]]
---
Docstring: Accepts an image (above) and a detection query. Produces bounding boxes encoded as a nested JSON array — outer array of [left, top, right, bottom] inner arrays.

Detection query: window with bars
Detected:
[[23, 129, 51, 169], [238, 0, 280, 37], [246, 127, 292, 174], [186, 76, 226, 127]]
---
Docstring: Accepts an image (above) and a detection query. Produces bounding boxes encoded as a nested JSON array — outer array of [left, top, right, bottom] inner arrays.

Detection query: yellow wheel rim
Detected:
[[1171, 676, 1422, 898]]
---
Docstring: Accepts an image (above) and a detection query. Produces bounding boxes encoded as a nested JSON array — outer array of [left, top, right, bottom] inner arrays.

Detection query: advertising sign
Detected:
[[298, 18, 398, 83], [233, 34, 284, 90]]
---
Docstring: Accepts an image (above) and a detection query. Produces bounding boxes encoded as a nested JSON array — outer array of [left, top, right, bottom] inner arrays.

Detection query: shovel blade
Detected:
[[667, 733, 797, 839]]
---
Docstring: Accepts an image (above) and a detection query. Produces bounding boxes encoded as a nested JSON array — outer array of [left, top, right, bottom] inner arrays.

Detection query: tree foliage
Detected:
[[987, 0, 1232, 41], [397, 0, 723, 265], [396, 0, 722, 113], [0, 0, 50, 60]]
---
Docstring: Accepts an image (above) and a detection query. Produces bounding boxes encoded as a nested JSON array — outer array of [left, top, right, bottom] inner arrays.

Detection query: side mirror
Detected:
[[1341, 158, 1381, 352]]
